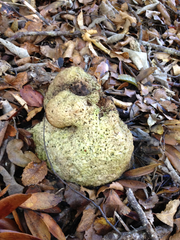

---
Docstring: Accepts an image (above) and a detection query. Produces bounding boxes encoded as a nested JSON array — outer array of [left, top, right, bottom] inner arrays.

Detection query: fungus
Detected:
[[30, 66, 134, 186]]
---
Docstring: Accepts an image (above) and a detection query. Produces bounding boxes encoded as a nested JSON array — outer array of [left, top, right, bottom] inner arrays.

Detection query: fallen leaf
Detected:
[[39, 213, 66, 240], [4, 124, 17, 139], [0, 194, 31, 219], [0, 230, 42, 240], [4, 72, 28, 90], [20, 192, 62, 210], [77, 207, 96, 232], [6, 139, 35, 167], [64, 183, 89, 209], [26, 107, 43, 121], [24, 210, 51, 240], [22, 161, 48, 186], [103, 190, 130, 217], [93, 217, 115, 235], [156, 199, 180, 227], [117, 179, 147, 189], [0, 166, 24, 195], [0, 218, 19, 231], [124, 163, 161, 177], [20, 85, 43, 107]]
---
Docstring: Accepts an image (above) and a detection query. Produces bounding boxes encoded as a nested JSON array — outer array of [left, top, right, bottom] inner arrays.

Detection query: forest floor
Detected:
[[0, 0, 180, 239]]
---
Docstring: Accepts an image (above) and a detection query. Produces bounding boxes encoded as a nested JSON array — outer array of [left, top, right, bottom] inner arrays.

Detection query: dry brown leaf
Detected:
[[6, 139, 34, 167], [84, 224, 103, 240], [0, 230, 42, 240], [156, 199, 180, 227], [26, 107, 43, 122], [0, 166, 24, 195], [77, 208, 96, 232], [20, 192, 62, 210], [20, 85, 43, 108], [0, 218, 19, 231], [39, 213, 66, 240], [0, 60, 11, 76], [93, 217, 115, 235], [24, 210, 51, 240], [165, 145, 180, 173], [0, 193, 31, 219], [124, 163, 161, 177], [169, 232, 180, 240], [4, 124, 17, 139], [22, 162, 48, 186], [97, 182, 124, 196], [103, 190, 130, 216], [21, 42, 40, 55], [117, 179, 147, 189], [157, 3, 171, 25]]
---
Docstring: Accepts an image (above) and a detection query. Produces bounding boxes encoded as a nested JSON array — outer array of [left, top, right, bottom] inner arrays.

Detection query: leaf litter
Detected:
[[0, 0, 180, 239]]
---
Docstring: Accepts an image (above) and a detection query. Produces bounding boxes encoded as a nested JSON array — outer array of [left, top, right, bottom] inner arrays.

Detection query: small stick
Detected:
[[114, 211, 130, 231], [126, 188, 159, 240], [142, 41, 180, 57], [19, 0, 50, 26], [8, 30, 81, 42], [0, 0, 33, 22]]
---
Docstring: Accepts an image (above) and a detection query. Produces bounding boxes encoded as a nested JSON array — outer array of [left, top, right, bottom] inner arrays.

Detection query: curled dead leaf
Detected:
[[156, 199, 180, 227], [6, 139, 37, 167]]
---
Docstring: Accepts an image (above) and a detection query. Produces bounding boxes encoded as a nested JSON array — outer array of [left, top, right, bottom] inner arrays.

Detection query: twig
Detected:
[[0, 1, 33, 22], [167, 74, 180, 79], [158, 157, 180, 184], [164, 4, 180, 16], [42, 115, 121, 236], [13, 62, 48, 72], [127, 4, 142, 44], [7, 30, 81, 42], [126, 188, 159, 240], [154, 56, 165, 72], [114, 211, 130, 231], [142, 41, 180, 57], [19, 0, 50, 26]]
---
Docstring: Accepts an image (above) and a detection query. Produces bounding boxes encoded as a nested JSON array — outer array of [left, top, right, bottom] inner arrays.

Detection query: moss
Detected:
[[30, 66, 134, 186]]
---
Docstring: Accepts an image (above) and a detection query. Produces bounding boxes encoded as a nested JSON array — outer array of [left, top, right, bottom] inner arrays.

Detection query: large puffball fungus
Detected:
[[30, 66, 134, 186]]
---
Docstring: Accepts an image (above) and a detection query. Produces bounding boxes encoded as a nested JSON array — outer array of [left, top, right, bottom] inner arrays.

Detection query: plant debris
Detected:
[[0, 0, 180, 239]]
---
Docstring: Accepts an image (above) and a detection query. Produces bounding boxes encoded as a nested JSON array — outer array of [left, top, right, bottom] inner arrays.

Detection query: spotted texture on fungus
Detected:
[[30, 66, 134, 186]]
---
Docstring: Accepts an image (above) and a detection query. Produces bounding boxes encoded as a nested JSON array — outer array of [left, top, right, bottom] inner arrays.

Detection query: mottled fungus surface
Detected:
[[30, 66, 134, 186]]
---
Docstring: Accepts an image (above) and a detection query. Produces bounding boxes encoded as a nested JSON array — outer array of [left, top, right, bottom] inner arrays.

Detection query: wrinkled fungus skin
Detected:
[[30, 67, 134, 186]]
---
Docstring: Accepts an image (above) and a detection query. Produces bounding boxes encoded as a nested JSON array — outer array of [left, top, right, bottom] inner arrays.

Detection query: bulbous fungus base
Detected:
[[30, 67, 134, 186]]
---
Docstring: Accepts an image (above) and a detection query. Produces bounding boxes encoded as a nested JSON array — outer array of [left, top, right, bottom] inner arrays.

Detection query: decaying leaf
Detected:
[[93, 217, 115, 235], [0, 230, 42, 240], [20, 85, 43, 107], [22, 161, 48, 186], [6, 139, 37, 167], [20, 192, 62, 210], [77, 207, 96, 232], [24, 210, 51, 240], [39, 213, 66, 240], [0, 166, 24, 195], [0, 194, 31, 219], [124, 163, 161, 177], [156, 199, 180, 227]]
